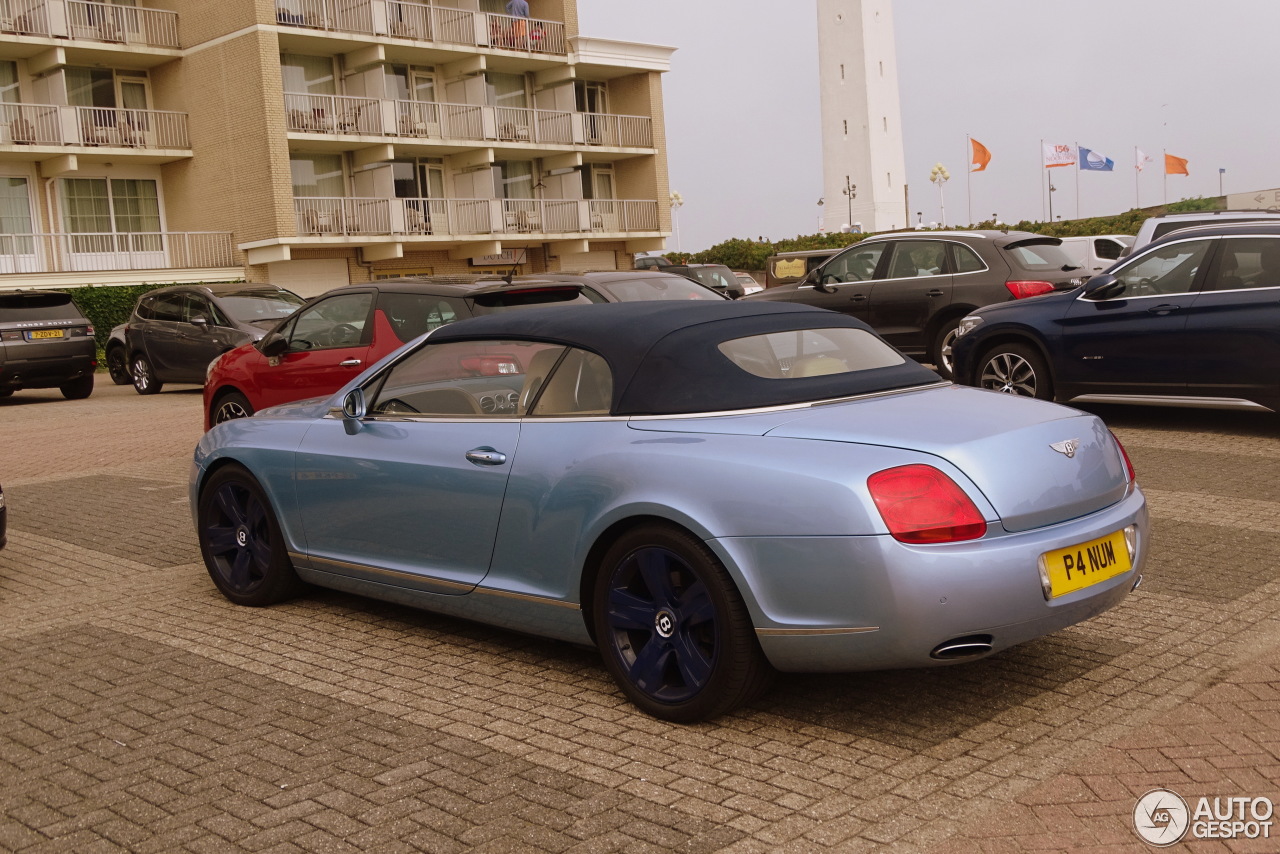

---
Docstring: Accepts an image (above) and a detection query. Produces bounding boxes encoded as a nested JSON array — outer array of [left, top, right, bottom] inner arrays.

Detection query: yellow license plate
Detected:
[[1040, 529, 1132, 598], [29, 329, 64, 339]]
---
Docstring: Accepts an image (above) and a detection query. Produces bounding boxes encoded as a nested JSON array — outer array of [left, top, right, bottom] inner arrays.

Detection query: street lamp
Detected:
[[842, 175, 856, 228], [1048, 182, 1057, 221], [817, 197, 824, 232], [669, 191, 684, 251], [929, 163, 950, 227]]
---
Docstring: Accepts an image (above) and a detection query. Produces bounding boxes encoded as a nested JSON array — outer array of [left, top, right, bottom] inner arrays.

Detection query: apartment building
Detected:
[[0, 0, 673, 295]]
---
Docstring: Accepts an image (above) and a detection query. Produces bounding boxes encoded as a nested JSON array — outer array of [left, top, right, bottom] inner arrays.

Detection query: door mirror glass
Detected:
[[342, 387, 366, 435]]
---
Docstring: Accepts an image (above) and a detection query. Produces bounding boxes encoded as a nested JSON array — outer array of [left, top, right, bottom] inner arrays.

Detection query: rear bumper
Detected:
[[0, 350, 97, 390], [709, 485, 1148, 672]]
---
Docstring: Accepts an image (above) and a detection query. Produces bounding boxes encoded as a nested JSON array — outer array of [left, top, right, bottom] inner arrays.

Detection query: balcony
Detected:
[[294, 197, 661, 237], [274, 0, 566, 54], [284, 92, 653, 149], [0, 0, 178, 48], [0, 231, 235, 273], [0, 103, 189, 150]]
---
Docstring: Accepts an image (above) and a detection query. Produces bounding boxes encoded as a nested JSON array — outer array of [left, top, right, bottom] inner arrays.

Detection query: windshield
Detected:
[[218, 290, 305, 323], [686, 267, 738, 291], [592, 275, 722, 301], [1004, 242, 1073, 272]]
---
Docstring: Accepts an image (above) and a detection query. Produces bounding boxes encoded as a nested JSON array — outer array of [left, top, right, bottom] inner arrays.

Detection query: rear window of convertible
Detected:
[[717, 327, 905, 379]]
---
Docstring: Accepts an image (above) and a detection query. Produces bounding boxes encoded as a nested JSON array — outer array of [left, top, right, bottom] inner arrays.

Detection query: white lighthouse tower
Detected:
[[816, 0, 907, 234]]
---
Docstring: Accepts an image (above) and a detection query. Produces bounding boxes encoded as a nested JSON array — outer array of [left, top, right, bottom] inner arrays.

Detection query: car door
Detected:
[[800, 241, 889, 321], [292, 337, 557, 590], [1055, 236, 1215, 395], [253, 290, 376, 410], [169, 294, 234, 381], [139, 292, 188, 379], [867, 240, 952, 353], [1182, 235, 1280, 406]]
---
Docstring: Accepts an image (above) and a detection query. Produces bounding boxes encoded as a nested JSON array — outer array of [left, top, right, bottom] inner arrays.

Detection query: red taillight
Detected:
[[1005, 280, 1055, 299], [867, 465, 987, 544], [1110, 430, 1136, 483]]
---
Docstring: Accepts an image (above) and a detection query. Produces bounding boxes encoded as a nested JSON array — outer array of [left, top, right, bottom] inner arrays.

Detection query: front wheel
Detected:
[[131, 354, 163, 395], [977, 342, 1054, 400], [197, 464, 303, 606], [592, 524, 773, 722], [211, 391, 254, 426]]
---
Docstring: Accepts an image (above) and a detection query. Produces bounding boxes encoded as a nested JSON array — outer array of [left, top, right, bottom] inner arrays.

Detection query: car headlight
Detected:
[[955, 315, 984, 339]]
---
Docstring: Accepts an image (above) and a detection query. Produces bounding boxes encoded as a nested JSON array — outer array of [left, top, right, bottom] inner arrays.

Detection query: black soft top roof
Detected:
[[428, 301, 940, 415]]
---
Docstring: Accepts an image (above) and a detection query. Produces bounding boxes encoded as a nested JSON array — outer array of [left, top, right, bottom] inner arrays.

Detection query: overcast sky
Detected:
[[578, 1, 1280, 252]]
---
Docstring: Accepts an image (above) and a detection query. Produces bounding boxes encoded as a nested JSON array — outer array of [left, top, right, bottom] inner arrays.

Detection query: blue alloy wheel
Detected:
[[593, 524, 773, 722], [197, 464, 301, 606]]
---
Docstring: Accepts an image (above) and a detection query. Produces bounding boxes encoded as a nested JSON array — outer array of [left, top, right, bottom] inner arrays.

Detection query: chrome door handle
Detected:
[[848, 293, 867, 301], [1147, 304, 1180, 315], [339, 359, 362, 367], [465, 448, 507, 466], [927, 289, 945, 297]]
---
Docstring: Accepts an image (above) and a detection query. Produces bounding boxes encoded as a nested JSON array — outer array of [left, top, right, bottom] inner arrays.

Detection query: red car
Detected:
[[203, 272, 722, 429]]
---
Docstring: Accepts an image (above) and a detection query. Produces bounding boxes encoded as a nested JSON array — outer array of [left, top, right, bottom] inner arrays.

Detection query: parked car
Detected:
[[204, 271, 723, 429], [0, 290, 97, 400], [664, 263, 747, 298], [764, 247, 842, 288], [193, 300, 1147, 722], [114, 283, 304, 396], [1056, 235, 1134, 276], [745, 231, 1085, 378], [734, 271, 763, 295], [634, 254, 673, 270], [1122, 210, 1280, 257], [952, 222, 1280, 413]]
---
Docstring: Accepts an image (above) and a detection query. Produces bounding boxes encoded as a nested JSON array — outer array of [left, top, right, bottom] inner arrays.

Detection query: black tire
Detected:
[[211, 390, 254, 426], [592, 523, 773, 722], [196, 464, 303, 606], [930, 318, 962, 380], [977, 342, 1054, 400], [105, 345, 131, 385], [131, 353, 163, 395], [0, 388, 14, 398], [60, 375, 94, 400]]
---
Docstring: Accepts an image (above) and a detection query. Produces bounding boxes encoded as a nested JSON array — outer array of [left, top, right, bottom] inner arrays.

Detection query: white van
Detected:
[[1057, 235, 1134, 276]]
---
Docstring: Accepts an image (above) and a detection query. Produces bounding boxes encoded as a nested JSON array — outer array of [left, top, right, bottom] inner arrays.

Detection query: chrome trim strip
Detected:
[[1068, 394, 1274, 412], [290, 552, 579, 609], [756, 626, 880, 637], [627, 382, 951, 420]]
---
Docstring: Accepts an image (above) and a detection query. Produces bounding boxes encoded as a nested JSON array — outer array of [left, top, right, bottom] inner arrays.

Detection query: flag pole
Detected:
[[966, 135, 972, 225]]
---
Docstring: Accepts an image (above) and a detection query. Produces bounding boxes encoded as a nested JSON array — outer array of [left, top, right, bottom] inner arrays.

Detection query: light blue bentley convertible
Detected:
[[192, 301, 1147, 722]]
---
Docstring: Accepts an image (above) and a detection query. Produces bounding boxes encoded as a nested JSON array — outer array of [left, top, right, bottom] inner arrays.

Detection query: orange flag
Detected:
[[970, 138, 992, 172], [1165, 153, 1189, 175]]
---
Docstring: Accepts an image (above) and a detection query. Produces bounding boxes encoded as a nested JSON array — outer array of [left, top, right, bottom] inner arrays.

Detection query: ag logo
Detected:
[[1134, 788, 1190, 846]]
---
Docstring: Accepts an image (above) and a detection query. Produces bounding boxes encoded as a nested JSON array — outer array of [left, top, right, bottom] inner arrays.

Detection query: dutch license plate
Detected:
[[29, 329, 64, 339], [1040, 529, 1131, 599]]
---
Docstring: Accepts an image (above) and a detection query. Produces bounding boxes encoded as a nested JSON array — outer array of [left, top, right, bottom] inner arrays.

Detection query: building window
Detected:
[[291, 153, 345, 197], [494, 160, 533, 199], [280, 54, 335, 95], [59, 177, 161, 253], [0, 61, 18, 103], [0, 177, 35, 255]]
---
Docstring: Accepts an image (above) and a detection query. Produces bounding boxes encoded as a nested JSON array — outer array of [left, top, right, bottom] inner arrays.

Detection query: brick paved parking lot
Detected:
[[2, 378, 1279, 853]]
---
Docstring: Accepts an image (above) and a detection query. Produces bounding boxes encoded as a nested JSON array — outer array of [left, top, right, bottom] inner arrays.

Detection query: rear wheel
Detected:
[[105, 346, 130, 385], [131, 353, 162, 395], [592, 524, 773, 722], [977, 342, 1054, 400], [212, 391, 254, 425], [197, 464, 302, 606], [60, 375, 94, 400]]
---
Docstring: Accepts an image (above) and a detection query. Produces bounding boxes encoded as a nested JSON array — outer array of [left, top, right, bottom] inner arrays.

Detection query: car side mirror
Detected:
[[342, 387, 366, 435], [1082, 274, 1123, 301], [805, 267, 835, 293], [190, 314, 209, 329], [257, 331, 287, 357]]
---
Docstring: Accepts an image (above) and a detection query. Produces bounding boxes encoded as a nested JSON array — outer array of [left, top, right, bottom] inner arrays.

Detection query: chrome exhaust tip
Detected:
[[930, 634, 994, 661], [1131, 573, 1143, 592]]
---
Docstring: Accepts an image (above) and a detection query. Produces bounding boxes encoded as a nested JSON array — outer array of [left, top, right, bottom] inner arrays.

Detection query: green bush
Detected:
[[67, 283, 159, 352]]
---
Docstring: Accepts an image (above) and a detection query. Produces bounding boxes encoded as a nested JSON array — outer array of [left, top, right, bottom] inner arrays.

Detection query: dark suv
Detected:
[[112, 283, 304, 395], [663, 263, 747, 299], [744, 231, 1084, 377], [0, 290, 97, 400]]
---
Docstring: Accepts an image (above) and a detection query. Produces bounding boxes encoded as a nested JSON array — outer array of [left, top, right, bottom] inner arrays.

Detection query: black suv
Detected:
[[743, 231, 1084, 377], [0, 290, 97, 400], [662, 263, 747, 299], [112, 283, 304, 395]]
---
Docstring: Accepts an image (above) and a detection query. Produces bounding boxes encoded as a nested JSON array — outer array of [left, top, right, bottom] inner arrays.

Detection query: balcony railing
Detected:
[[295, 197, 661, 237], [0, 104, 190, 149], [0, 0, 178, 47], [274, 0, 566, 54], [0, 231, 235, 273], [285, 93, 653, 149]]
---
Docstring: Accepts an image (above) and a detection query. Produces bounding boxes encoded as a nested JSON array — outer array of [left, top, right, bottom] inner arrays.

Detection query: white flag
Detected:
[[1043, 143, 1076, 168], [1135, 148, 1154, 172]]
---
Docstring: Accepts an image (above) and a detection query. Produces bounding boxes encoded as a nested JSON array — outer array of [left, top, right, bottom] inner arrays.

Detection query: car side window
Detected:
[[1208, 237, 1280, 291], [1109, 239, 1212, 298], [150, 294, 185, 322], [952, 244, 985, 273], [379, 292, 468, 343], [286, 292, 374, 351], [135, 296, 155, 320], [887, 241, 947, 279], [369, 339, 562, 417], [182, 295, 213, 323], [529, 348, 613, 416], [820, 243, 886, 284]]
